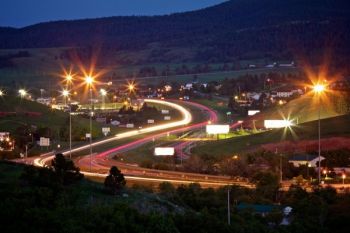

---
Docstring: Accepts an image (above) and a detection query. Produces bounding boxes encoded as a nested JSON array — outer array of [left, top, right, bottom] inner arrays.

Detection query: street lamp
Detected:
[[0, 90, 4, 96], [62, 89, 69, 104], [62, 89, 72, 159], [18, 89, 27, 98], [313, 83, 326, 184], [66, 74, 72, 82], [342, 173, 346, 185], [128, 83, 135, 92], [100, 88, 107, 109], [85, 75, 94, 172]]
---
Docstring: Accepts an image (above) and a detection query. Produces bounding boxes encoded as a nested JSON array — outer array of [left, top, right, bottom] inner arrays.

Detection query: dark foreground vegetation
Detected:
[[1, 158, 350, 233]]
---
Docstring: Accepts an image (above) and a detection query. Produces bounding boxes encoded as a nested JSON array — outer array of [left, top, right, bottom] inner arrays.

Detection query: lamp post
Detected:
[[85, 76, 94, 172], [313, 84, 325, 184], [0, 90, 4, 97], [100, 88, 107, 109], [62, 88, 72, 159], [342, 174, 346, 185], [68, 79, 72, 160]]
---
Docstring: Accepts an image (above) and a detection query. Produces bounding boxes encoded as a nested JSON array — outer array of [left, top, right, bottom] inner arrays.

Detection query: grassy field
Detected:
[[0, 47, 299, 87], [192, 114, 350, 159], [248, 91, 347, 128], [0, 95, 113, 135], [191, 98, 231, 123]]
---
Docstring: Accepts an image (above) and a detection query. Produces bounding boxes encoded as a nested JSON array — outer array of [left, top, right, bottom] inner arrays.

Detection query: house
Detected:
[[279, 61, 295, 67], [265, 62, 277, 68], [289, 154, 325, 167], [183, 83, 193, 90], [271, 88, 303, 99], [36, 97, 52, 106], [246, 92, 262, 101]]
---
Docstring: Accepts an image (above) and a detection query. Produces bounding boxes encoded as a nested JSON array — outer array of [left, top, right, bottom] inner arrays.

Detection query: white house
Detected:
[[289, 154, 325, 167]]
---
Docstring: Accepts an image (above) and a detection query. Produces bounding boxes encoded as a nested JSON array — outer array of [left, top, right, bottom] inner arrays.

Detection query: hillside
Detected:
[[193, 114, 350, 158], [0, 0, 349, 65], [246, 90, 350, 128]]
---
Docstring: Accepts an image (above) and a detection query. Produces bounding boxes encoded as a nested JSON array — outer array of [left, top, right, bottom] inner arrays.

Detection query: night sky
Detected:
[[0, 0, 227, 28]]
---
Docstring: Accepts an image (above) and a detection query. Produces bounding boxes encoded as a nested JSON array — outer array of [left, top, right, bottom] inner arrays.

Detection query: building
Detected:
[[288, 154, 325, 167]]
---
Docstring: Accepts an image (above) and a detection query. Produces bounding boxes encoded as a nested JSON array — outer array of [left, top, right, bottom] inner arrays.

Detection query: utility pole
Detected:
[[227, 187, 231, 225]]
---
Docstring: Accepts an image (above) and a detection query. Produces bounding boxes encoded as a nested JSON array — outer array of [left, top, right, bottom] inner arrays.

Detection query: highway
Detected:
[[32, 98, 253, 188]]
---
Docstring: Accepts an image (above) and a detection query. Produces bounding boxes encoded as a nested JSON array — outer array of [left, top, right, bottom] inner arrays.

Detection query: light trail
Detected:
[[34, 99, 192, 167]]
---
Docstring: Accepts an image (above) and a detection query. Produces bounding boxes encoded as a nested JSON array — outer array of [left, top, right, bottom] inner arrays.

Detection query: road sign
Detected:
[[161, 109, 169, 114], [102, 127, 110, 136], [147, 119, 155, 124], [164, 116, 171, 120], [86, 133, 91, 138], [39, 137, 50, 146]]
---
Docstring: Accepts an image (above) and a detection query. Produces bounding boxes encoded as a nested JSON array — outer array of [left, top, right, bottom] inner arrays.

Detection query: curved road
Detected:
[[34, 99, 253, 188]]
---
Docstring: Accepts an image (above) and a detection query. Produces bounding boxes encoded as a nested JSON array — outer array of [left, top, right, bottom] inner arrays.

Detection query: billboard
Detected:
[[126, 123, 135, 128], [264, 120, 292, 129], [164, 116, 171, 120], [102, 127, 110, 136], [39, 137, 50, 146], [154, 147, 175, 156], [206, 125, 230, 134], [147, 119, 155, 124], [161, 109, 169, 114], [248, 110, 260, 116]]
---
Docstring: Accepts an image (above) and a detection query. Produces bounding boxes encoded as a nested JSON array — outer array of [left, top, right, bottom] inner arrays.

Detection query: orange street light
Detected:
[[66, 74, 73, 82], [85, 76, 94, 86], [313, 84, 325, 93], [128, 84, 135, 91]]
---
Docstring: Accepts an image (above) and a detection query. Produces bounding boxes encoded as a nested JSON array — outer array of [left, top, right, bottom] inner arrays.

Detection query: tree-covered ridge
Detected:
[[0, 0, 349, 64]]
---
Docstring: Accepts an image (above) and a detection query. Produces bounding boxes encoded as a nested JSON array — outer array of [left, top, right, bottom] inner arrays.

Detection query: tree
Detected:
[[51, 153, 83, 184], [252, 171, 280, 201], [104, 166, 126, 195]]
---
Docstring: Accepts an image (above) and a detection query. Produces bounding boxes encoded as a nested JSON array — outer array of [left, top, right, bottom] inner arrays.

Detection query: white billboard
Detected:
[[147, 119, 155, 124], [264, 120, 292, 129], [39, 137, 50, 146], [248, 110, 260, 116], [126, 123, 135, 128], [164, 116, 171, 120], [206, 125, 230, 134], [102, 127, 110, 136], [161, 109, 169, 114], [154, 147, 175, 156]]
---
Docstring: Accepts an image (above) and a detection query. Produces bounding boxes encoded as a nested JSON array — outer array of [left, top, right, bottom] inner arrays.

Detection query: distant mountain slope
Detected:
[[0, 0, 349, 64]]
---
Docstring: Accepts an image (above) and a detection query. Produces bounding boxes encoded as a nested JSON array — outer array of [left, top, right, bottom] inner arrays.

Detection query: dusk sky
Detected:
[[0, 0, 227, 28]]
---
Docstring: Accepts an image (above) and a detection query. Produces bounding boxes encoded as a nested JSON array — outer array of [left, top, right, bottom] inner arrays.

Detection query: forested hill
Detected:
[[0, 0, 349, 64]]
